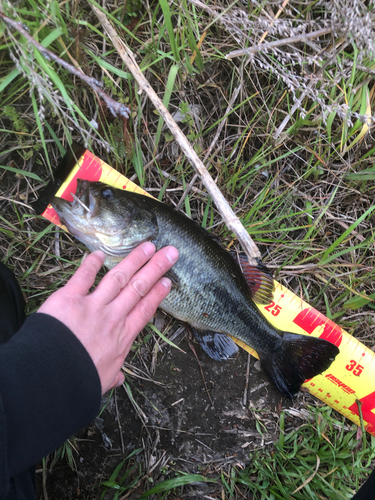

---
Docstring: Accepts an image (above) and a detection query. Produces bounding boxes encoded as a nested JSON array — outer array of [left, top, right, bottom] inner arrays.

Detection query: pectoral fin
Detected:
[[164, 269, 180, 290], [191, 327, 239, 361]]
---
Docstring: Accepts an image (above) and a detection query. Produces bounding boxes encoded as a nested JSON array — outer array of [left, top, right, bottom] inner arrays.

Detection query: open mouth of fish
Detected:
[[52, 179, 152, 257], [69, 179, 98, 220]]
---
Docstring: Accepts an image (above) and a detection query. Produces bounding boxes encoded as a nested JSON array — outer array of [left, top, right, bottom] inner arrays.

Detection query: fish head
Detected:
[[52, 180, 158, 267]]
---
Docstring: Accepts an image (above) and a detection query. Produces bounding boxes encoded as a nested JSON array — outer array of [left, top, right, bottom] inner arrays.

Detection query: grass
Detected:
[[239, 405, 375, 499], [1, 0, 375, 498]]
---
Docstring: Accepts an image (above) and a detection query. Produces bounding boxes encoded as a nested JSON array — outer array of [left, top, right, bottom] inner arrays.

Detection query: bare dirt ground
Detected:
[[36, 320, 289, 499]]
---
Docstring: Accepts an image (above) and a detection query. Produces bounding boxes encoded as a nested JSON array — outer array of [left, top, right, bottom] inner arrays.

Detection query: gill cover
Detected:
[[52, 180, 159, 263]]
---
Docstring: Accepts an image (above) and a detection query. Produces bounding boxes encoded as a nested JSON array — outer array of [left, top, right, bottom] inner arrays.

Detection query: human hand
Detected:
[[38, 243, 179, 394]]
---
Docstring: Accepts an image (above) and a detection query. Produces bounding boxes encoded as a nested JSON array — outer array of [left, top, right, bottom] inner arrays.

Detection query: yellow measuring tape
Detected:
[[42, 149, 375, 436]]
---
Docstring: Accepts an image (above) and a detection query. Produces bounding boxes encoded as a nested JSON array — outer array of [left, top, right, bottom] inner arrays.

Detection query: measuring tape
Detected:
[[42, 149, 375, 436]]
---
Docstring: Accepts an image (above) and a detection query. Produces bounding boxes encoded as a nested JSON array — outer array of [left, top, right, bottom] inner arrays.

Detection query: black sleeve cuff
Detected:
[[0, 312, 102, 479]]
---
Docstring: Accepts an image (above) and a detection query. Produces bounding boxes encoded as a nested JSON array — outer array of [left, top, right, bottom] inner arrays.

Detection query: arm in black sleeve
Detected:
[[0, 312, 102, 497]]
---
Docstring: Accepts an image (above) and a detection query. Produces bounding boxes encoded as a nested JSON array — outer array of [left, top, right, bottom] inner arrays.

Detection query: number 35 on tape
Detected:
[[236, 282, 375, 435]]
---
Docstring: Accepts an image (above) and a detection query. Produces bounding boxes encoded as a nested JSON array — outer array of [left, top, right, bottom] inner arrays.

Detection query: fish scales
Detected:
[[151, 200, 281, 356], [52, 180, 340, 398]]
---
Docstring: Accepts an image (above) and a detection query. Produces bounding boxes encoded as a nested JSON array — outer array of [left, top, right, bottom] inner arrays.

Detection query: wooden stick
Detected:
[[91, 4, 262, 264]]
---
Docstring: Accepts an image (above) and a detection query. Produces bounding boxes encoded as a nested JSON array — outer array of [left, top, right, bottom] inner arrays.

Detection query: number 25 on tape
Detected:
[[264, 301, 282, 317]]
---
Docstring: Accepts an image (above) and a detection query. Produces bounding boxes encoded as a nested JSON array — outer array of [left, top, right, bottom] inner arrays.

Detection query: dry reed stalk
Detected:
[[91, 4, 262, 265]]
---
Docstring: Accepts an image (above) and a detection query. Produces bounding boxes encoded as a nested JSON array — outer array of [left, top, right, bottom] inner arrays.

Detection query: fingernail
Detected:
[[165, 246, 179, 264], [143, 242, 155, 256], [93, 250, 105, 263], [160, 277, 172, 289]]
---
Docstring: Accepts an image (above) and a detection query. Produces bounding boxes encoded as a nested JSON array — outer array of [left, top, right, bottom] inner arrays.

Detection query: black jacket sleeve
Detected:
[[0, 312, 102, 497]]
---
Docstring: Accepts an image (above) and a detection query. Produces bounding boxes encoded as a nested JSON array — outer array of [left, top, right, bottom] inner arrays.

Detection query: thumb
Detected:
[[111, 371, 125, 389]]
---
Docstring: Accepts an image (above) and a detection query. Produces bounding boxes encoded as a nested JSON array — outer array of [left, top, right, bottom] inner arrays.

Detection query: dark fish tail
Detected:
[[259, 333, 340, 399]]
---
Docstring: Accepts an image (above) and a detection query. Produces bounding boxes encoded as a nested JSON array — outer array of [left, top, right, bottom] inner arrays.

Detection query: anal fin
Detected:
[[191, 327, 239, 361]]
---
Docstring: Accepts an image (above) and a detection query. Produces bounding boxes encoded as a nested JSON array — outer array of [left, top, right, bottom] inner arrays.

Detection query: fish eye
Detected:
[[101, 187, 114, 199]]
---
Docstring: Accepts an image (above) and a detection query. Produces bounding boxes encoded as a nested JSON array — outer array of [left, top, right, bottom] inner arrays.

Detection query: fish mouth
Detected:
[[51, 180, 159, 263], [76, 179, 90, 199], [53, 179, 96, 220], [52, 180, 122, 239], [51, 179, 93, 233], [71, 179, 95, 218]]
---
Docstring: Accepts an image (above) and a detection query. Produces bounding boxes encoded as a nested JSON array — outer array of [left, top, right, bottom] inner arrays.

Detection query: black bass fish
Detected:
[[52, 180, 339, 398]]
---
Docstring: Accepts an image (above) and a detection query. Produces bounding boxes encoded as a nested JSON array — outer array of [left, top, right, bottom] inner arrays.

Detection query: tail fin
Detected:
[[259, 333, 340, 399]]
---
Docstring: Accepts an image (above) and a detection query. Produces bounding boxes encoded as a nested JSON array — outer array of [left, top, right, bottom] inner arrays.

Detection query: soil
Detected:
[[36, 324, 286, 499]]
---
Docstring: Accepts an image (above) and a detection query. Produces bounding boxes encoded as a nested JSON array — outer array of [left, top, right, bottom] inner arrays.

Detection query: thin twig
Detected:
[[115, 390, 126, 456], [91, 4, 262, 264], [226, 27, 333, 59], [188, 0, 225, 25], [0, 11, 130, 119], [70, 192, 90, 213], [189, 341, 214, 407], [152, 167, 207, 196], [203, 85, 241, 161], [242, 353, 251, 407], [176, 173, 199, 210]]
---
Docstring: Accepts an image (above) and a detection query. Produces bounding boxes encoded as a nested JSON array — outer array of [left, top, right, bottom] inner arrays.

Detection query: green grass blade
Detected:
[[154, 64, 179, 152], [0, 68, 20, 94], [40, 27, 63, 48], [158, 0, 180, 62], [44, 121, 66, 156], [31, 91, 52, 174], [343, 291, 375, 310], [345, 171, 375, 181], [147, 322, 186, 353], [0, 165, 44, 182], [88, 51, 132, 80], [138, 474, 216, 498], [321, 205, 375, 263]]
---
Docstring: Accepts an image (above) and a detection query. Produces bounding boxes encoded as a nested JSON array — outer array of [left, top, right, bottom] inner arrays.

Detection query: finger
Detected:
[[121, 277, 172, 345], [64, 251, 105, 296], [92, 242, 156, 305], [112, 246, 178, 316]]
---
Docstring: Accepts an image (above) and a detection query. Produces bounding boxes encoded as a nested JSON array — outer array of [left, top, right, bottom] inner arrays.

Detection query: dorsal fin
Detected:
[[232, 253, 274, 305]]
